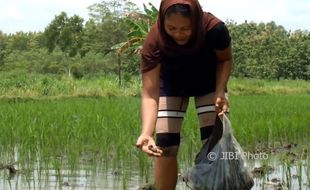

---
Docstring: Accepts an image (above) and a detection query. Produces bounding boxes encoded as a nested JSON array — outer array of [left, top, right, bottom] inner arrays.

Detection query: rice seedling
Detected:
[[228, 94, 310, 151], [306, 156, 310, 189], [296, 159, 303, 190], [0, 92, 309, 189]]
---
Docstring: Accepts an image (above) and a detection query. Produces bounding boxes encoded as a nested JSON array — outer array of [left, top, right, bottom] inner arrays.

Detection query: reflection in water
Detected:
[[0, 159, 309, 190], [1, 166, 142, 190], [249, 160, 309, 190]]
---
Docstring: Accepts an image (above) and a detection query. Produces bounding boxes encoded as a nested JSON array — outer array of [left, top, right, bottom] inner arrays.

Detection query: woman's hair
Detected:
[[165, 4, 191, 18]]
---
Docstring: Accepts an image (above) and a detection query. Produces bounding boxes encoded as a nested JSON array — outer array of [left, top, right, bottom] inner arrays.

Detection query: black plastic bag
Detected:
[[184, 114, 254, 190]]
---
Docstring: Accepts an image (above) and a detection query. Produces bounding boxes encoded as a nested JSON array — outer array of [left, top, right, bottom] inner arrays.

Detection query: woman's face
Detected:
[[164, 13, 192, 45]]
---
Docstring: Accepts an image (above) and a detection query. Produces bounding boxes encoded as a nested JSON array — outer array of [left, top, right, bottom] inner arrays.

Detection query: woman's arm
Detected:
[[141, 64, 160, 136], [136, 64, 162, 156], [214, 45, 233, 114]]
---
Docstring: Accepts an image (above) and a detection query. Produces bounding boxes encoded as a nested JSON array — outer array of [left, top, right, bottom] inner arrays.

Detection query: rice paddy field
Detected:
[[0, 76, 309, 190]]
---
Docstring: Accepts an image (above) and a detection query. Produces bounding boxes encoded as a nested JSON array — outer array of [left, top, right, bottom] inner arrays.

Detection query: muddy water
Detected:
[[0, 160, 308, 190], [176, 159, 309, 190], [0, 167, 142, 190]]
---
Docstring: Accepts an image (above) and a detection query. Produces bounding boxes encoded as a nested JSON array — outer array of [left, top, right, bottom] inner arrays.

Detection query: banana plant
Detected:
[[111, 3, 158, 55]]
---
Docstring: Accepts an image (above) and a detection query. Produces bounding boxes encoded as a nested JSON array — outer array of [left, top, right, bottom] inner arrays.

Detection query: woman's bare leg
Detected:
[[155, 156, 178, 190]]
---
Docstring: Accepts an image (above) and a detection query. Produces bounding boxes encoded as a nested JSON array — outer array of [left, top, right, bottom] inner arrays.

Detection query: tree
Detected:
[[109, 2, 158, 85], [285, 30, 310, 79], [0, 31, 7, 67], [86, 0, 140, 85], [111, 2, 158, 55], [87, 0, 135, 55], [43, 12, 84, 77]]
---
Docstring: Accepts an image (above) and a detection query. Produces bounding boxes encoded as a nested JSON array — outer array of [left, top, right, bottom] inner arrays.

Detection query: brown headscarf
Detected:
[[141, 0, 222, 73]]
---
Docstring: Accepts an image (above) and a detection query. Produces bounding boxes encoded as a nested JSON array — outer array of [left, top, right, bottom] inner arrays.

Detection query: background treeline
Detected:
[[0, 0, 309, 81]]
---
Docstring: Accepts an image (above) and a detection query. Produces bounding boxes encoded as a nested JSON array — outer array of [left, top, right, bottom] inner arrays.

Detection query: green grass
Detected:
[[0, 72, 141, 98], [0, 95, 308, 171], [0, 74, 309, 189], [178, 94, 310, 163], [0, 98, 141, 177], [229, 94, 310, 149], [228, 77, 310, 95], [0, 72, 309, 99]]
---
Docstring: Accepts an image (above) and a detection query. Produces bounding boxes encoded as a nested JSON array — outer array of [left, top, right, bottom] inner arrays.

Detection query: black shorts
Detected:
[[155, 92, 228, 157]]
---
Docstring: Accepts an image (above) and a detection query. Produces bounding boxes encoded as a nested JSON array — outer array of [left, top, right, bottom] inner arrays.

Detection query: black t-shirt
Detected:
[[160, 22, 231, 96]]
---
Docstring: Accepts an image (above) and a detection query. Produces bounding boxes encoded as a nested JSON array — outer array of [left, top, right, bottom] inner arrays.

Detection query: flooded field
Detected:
[[1, 156, 309, 190], [0, 96, 309, 189]]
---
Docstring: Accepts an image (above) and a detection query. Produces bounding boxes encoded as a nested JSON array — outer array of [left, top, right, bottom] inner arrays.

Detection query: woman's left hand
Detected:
[[215, 93, 229, 115]]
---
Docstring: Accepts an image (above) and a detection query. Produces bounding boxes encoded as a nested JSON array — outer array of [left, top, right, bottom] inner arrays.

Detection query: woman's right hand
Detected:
[[136, 135, 162, 157]]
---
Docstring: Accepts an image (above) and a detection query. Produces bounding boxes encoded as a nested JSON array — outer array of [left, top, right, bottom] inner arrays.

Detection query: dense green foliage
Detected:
[[0, 0, 309, 81], [227, 21, 310, 80]]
